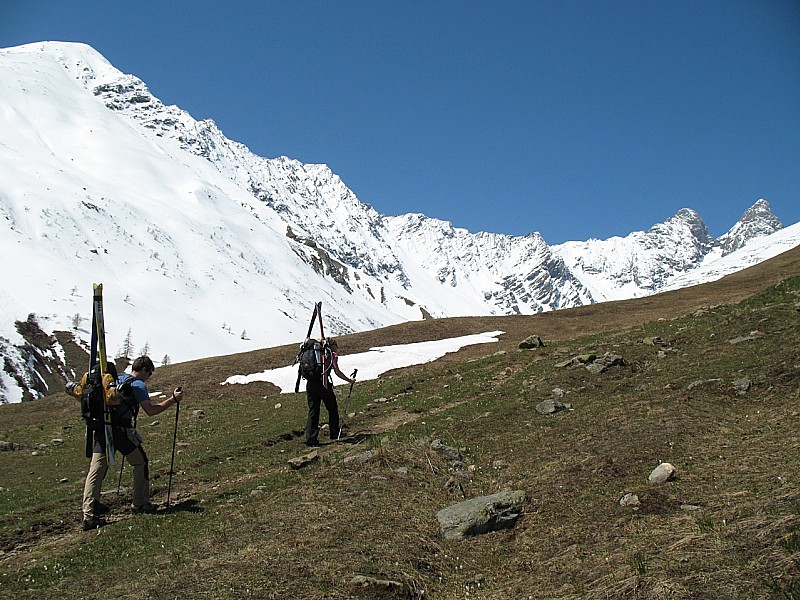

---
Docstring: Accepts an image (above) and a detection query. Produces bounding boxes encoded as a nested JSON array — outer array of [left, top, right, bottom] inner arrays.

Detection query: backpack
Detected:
[[67, 363, 136, 427], [297, 338, 332, 381], [76, 364, 106, 430]]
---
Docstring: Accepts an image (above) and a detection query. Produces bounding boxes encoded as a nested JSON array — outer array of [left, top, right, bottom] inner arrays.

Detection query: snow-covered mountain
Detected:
[[1, 41, 797, 403]]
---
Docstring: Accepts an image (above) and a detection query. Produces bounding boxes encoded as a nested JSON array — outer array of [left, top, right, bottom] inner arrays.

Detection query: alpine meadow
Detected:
[[1, 244, 799, 598]]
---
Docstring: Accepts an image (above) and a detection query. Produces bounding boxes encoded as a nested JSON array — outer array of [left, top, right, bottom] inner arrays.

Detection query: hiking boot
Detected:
[[81, 516, 106, 531], [92, 500, 110, 515], [131, 502, 158, 514]]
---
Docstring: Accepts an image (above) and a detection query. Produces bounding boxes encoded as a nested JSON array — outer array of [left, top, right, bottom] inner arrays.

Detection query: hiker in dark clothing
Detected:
[[305, 339, 355, 446]]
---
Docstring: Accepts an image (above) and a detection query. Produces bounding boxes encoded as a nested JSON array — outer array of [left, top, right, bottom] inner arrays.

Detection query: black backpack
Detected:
[[71, 363, 137, 428], [79, 364, 107, 431], [297, 338, 332, 381]]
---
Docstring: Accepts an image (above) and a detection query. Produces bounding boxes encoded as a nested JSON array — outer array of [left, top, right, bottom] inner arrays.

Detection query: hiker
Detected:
[[81, 355, 184, 530], [305, 338, 355, 446]]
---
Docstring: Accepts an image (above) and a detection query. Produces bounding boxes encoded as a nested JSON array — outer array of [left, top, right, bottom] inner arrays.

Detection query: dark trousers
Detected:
[[305, 378, 339, 443]]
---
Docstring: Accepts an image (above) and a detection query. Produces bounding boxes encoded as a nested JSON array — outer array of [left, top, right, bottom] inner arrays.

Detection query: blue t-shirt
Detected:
[[115, 374, 149, 422]]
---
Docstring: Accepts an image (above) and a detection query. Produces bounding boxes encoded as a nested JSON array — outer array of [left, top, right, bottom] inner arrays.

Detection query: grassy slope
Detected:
[[0, 245, 799, 599]]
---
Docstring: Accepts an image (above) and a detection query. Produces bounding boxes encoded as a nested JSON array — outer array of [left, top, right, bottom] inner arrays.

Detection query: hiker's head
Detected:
[[132, 356, 155, 377]]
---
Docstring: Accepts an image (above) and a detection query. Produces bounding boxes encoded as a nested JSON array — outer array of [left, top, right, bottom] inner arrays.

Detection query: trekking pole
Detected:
[[166, 387, 182, 509], [116, 456, 125, 495], [338, 369, 357, 440]]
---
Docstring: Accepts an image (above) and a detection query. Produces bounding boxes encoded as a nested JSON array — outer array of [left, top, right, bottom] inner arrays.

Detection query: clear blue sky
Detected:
[[4, 1, 799, 243]]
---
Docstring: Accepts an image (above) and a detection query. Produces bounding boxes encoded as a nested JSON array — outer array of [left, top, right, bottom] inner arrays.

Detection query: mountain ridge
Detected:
[[0, 41, 797, 403]]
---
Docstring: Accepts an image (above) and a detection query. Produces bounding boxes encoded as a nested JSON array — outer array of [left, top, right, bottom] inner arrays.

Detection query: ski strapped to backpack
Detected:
[[66, 283, 135, 465], [293, 301, 335, 392]]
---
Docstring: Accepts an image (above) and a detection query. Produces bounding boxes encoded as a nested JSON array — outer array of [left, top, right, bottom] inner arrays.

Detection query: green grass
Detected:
[[1, 274, 799, 598]]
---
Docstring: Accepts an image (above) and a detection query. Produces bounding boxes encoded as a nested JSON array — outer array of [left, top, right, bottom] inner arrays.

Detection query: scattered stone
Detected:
[[648, 462, 676, 485], [579, 352, 624, 374], [51, 438, 64, 445], [535, 397, 571, 415], [732, 377, 751, 396], [619, 493, 641, 507], [343, 449, 378, 465], [492, 460, 509, 470], [288, 450, 319, 470], [680, 504, 702, 511], [642, 336, 665, 346], [274, 403, 281, 409], [728, 331, 765, 345], [150, 420, 160, 426], [393, 466, 409, 476], [585, 362, 606, 375], [193, 409, 205, 419], [445, 475, 466, 497], [349, 574, 406, 597], [0, 441, 25, 452], [518, 335, 545, 349], [555, 352, 624, 374], [535, 398, 559, 414], [436, 490, 526, 541], [431, 439, 462, 462], [687, 378, 722, 390]]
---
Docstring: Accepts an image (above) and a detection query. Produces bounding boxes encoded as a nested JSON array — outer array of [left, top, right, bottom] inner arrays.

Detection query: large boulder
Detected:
[[436, 490, 525, 541]]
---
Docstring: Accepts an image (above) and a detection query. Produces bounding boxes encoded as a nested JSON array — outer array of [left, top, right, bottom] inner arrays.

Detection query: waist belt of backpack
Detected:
[[110, 415, 133, 428]]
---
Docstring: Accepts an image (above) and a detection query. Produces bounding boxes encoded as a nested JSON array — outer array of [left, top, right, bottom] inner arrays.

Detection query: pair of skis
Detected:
[[86, 283, 116, 466]]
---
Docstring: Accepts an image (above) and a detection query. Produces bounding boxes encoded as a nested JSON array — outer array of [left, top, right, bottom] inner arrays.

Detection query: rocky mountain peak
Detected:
[[717, 199, 784, 255]]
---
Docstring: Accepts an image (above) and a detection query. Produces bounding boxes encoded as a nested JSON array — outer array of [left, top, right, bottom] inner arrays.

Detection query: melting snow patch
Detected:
[[222, 331, 505, 393]]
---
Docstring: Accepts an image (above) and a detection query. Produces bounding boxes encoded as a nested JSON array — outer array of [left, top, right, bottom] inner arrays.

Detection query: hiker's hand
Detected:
[[172, 387, 184, 404]]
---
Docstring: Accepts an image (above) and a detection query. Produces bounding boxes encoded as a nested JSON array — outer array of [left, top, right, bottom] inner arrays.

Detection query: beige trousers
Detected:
[[81, 429, 149, 517]]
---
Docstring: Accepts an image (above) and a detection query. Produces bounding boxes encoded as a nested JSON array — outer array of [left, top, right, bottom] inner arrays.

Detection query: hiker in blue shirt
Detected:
[[81, 356, 184, 530]]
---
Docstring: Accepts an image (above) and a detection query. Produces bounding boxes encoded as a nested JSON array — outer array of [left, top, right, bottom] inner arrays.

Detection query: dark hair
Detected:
[[132, 356, 155, 373]]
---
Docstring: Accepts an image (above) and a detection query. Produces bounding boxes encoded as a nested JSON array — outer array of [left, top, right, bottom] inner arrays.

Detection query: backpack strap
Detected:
[[115, 374, 140, 424]]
